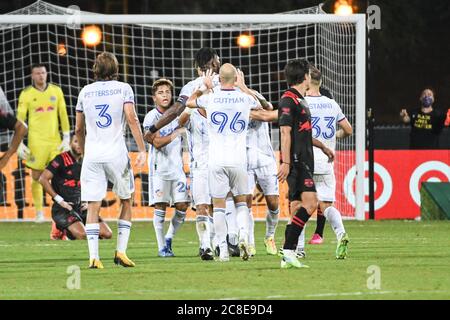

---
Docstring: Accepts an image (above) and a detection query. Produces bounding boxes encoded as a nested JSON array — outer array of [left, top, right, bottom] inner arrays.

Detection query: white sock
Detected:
[[248, 207, 255, 246], [166, 209, 186, 239], [266, 207, 279, 238], [324, 206, 346, 240], [297, 225, 306, 252], [153, 209, 166, 251], [235, 202, 250, 244], [86, 223, 100, 260], [196, 215, 211, 249], [213, 208, 227, 254], [225, 197, 238, 237], [117, 219, 132, 254], [209, 216, 216, 248]]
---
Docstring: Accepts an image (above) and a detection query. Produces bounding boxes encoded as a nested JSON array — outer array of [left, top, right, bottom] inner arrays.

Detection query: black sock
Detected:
[[314, 208, 326, 237], [283, 207, 311, 250], [284, 224, 292, 246]]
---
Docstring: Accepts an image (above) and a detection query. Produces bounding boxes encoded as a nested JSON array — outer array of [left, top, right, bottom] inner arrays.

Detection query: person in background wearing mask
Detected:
[[400, 88, 446, 149]]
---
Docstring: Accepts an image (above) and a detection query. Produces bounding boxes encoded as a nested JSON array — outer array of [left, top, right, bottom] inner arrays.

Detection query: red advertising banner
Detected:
[[335, 150, 450, 219]]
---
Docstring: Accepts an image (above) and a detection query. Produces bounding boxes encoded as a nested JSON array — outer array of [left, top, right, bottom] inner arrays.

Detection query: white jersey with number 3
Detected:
[[76, 80, 134, 162], [305, 95, 346, 174], [196, 88, 257, 168]]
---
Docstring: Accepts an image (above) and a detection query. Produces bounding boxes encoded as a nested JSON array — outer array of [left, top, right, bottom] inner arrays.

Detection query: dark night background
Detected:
[[1, 0, 449, 125]]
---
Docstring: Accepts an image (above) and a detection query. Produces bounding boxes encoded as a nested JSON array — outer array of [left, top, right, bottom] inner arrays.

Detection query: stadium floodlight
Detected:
[[0, 1, 366, 221], [81, 25, 102, 46], [237, 34, 255, 48], [334, 0, 354, 15]]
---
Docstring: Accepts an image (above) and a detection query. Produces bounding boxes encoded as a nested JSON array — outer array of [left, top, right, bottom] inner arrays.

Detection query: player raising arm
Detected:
[[186, 65, 261, 262], [75, 52, 146, 269], [144, 47, 221, 143]]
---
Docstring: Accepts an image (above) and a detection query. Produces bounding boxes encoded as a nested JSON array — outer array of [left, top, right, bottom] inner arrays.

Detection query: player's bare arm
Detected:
[[336, 118, 353, 139], [278, 125, 292, 182], [250, 109, 278, 122], [0, 119, 27, 170], [75, 111, 86, 155], [186, 69, 214, 108], [312, 138, 335, 162], [235, 69, 262, 109], [38, 169, 73, 211], [250, 89, 273, 110], [178, 110, 191, 127], [150, 128, 186, 149], [124, 102, 146, 168]]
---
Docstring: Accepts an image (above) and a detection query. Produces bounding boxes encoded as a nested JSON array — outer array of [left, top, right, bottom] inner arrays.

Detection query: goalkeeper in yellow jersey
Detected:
[[17, 63, 70, 222]]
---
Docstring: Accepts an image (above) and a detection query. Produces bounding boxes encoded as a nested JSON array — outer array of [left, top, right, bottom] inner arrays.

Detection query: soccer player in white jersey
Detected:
[[301, 65, 352, 259], [244, 89, 280, 257], [144, 48, 220, 141], [178, 107, 215, 261], [143, 79, 190, 257], [75, 52, 146, 269], [186, 65, 261, 262]]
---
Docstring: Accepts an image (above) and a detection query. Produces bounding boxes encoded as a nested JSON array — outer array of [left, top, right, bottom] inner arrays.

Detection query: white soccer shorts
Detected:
[[149, 173, 190, 206], [209, 165, 248, 199], [247, 162, 279, 196], [191, 168, 211, 206], [313, 171, 336, 203], [81, 154, 134, 201]]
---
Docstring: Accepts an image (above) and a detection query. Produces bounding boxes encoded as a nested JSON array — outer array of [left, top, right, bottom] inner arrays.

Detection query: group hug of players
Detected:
[[11, 47, 352, 269]]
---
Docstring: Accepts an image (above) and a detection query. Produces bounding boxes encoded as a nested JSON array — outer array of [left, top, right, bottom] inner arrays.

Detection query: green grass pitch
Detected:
[[0, 220, 449, 300]]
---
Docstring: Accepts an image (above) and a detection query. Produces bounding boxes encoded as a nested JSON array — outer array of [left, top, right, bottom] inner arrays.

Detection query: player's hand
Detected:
[[235, 68, 247, 91], [322, 146, 335, 163], [144, 131, 156, 144], [59, 133, 71, 152], [202, 69, 214, 90], [17, 142, 31, 161], [80, 202, 88, 211], [135, 151, 146, 168], [400, 109, 408, 118], [59, 200, 73, 211], [277, 162, 290, 183]]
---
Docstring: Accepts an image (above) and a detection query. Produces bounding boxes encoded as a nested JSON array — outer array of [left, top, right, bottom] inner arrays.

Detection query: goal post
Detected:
[[0, 2, 366, 221]]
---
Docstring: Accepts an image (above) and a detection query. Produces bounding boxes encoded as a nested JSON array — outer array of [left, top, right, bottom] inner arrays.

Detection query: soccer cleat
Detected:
[[35, 211, 45, 223], [336, 233, 349, 259], [278, 247, 306, 259], [281, 250, 309, 269], [50, 221, 64, 240], [264, 236, 278, 255], [158, 248, 170, 257], [114, 251, 136, 267], [239, 240, 250, 261], [89, 258, 104, 269], [228, 243, 240, 257], [248, 245, 256, 257], [217, 255, 230, 262], [200, 248, 214, 261], [165, 237, 175, 256], [308, 233, 324, 245]]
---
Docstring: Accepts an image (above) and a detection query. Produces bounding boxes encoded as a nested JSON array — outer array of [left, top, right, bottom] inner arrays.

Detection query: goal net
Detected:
[[0, 0, 365, 221]]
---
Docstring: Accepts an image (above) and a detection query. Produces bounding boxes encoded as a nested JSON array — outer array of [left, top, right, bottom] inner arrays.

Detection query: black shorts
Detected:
[[52, 203, 87, 231], [286, 162, 316, 201]]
